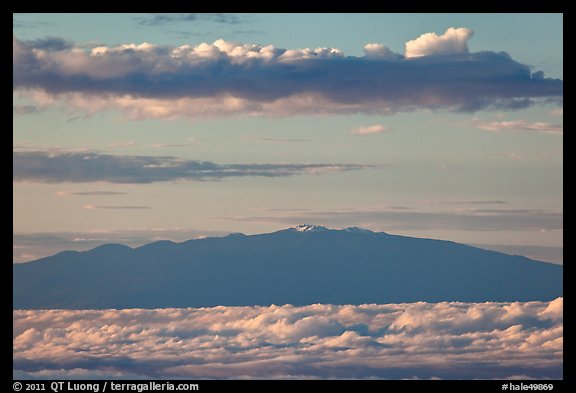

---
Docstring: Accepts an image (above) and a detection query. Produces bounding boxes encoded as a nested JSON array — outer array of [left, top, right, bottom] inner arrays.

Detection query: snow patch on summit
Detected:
[[293, 224, 329, 232]]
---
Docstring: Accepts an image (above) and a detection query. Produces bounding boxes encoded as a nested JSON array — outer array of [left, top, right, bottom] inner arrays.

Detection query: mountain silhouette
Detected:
[[13, 226, 562, 309]]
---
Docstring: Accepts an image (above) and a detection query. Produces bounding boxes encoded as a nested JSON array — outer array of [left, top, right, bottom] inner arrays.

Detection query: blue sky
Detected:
[[13, 13, 563, 263]]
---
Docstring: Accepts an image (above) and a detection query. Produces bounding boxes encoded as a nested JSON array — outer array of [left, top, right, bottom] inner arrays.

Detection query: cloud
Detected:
[[223, 207, 562, 233], [440, 200, 508, 205], [12, 19, 50, 29], [492, 152, 525, 160], [405, 27, 473, 58], [151, 143, 193, 148], [363, 43, 400, 59], [352, 124, 389, 136], [548, 108, 563, 117], [13, 105, 41, 115], [109, 141, 138, 148], [477, 120, 563, 134], [19, 36, 74, 51], [13, 368, 152, 380], [136, 13, 246, 26], [12, 29, 562, 119], [56, 191, 127, 196], [83, 205, 151, 210], [13, 299, 563, 379], [13, 151, 377, 184], [152, 138, 196, 148], [245, 137, 311, 144]]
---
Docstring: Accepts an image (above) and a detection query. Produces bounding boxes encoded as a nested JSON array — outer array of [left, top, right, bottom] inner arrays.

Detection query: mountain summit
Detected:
[[292, 224, 329, 232], [13, 226, 562, 309]]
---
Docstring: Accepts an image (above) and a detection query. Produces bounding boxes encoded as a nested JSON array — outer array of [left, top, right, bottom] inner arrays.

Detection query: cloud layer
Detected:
[[224, 207, 563, 233], [13, 298, 563, 379], [13, 27, 562, 119], [13, 151, 376, 184]]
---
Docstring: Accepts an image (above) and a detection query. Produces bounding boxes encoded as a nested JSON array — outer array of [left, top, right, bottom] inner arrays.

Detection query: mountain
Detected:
[[13, 226, 562, 309]]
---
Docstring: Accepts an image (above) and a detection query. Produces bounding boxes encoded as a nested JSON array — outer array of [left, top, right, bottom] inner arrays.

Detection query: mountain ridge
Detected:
[[13, 226, 562, 309]]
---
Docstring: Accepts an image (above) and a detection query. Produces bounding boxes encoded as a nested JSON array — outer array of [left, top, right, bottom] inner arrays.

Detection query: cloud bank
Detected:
[[13, 27, 562, 119], [13, 298, 563, 379], [13, 151, 376, 184], [225, 207, 563, 233]]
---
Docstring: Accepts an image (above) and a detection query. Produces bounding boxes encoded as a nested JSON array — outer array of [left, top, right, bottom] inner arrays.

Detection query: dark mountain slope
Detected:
[[13, 226, 562, 309]]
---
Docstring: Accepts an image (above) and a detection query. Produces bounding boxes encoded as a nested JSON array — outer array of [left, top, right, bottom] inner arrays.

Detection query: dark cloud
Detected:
[[135, 13, 246, 26], [232, 29, 266, 35], [21, 36, 74, 51], [12, 33, 562, 119], [13, 105, 40, 115], [12, 19, 50, 29], [13, 151, 377, 184]]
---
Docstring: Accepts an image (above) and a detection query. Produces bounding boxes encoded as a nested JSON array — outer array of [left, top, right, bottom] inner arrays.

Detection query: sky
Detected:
[[13, 13, 563, 264]]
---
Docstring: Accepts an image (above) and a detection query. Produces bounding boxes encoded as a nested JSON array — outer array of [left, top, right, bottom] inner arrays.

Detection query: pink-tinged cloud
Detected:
[[13, 29, 562, 120], [477, 120, 563, 134], [13, 299, 562, 379], [352, 124, 389, 136], [82, 205, 151, 210], [548, 108, 563, 117], [405, 27, 473, 58], [109, 141, 138, 148], [56, 191, 127, 196]]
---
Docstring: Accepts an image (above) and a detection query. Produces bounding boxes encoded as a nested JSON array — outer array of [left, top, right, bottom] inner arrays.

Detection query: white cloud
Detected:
[[405, 27, 474, 58], [14, 299, 563, 379], [363, 43, 399, 59], [477, 120, 563, 134], [539, 297, 563, 320], [224, 207, 563, 233], [351, 124, 389, 136]]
